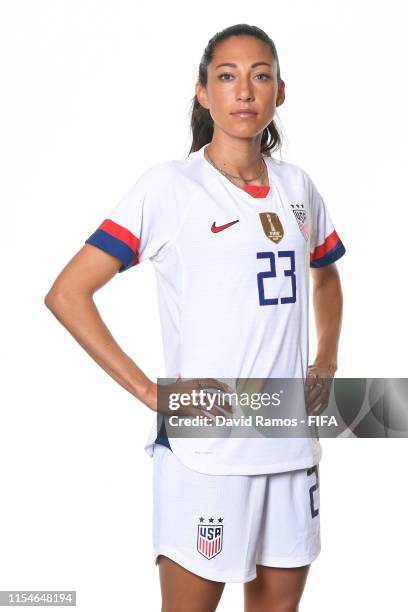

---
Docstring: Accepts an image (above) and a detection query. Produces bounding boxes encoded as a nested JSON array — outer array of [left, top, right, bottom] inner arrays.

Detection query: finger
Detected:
[[304, 380, 318, 398], [185, 406, 226, 427], [205, 378, 234, 392], [197, 379, 234, 413], [308, 394, 330, 415], [172, 404, 215, 422], [310, 402, 328, 418], [194, 407, 217, 424], [217, 402, 235, 415], [212, 398, 234, 413], [306, 389, 326, 413], [199, 396, 229, 414], [205, 404, 230, 418], [305, 371, 318, 385], [307, 392, 325, 412], [171, 379, 234, 414], [206, 398, 234, 413], [305, 384, 323, 406], [200, 378, 235, 398], [308, 376, 331, 395]]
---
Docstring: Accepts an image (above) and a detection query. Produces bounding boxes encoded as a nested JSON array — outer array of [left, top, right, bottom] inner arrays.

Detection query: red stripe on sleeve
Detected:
[[99, 218, 140, 253], [310, 229, 339, 261], [130, 252, 140, 266]]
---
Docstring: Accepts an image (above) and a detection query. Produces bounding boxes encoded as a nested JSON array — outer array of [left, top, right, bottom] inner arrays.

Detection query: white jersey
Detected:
[[85, 143, 346, 475]]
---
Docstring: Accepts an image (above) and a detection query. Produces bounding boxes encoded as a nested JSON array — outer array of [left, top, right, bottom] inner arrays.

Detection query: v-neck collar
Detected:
[[195, 143, 273, 202], [241, 184, 270, 198]]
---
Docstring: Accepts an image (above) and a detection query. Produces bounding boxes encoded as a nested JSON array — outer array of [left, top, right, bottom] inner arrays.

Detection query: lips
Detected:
[[231, 110, 257, 115]]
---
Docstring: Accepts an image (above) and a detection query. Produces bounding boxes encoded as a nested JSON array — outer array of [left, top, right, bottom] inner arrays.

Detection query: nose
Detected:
[[237, 83, 254, 102]]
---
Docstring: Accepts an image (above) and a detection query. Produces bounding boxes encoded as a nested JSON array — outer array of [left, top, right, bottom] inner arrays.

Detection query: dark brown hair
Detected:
[[189, 24, 284, 157]]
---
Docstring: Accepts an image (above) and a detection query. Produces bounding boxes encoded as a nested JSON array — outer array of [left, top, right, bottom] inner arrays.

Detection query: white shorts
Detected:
[[152, 443, 321, 583]]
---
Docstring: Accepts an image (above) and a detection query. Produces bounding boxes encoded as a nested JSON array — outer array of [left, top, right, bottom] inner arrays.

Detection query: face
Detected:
[[196, 35, 285, 141]]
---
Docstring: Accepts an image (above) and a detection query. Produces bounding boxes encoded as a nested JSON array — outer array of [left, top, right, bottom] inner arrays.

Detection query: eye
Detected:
[[218, 72, 271, 81]]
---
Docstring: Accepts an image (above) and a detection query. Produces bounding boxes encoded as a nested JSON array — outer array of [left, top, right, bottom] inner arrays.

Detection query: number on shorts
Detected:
[[307, 465, 319, 518]]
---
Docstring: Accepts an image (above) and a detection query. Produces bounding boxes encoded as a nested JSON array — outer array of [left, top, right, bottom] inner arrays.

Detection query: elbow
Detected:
[[44, 287, 55, 310], [44, 283, 93, 315], [44, 288, 65, 314], [44, 286, 78, 314]]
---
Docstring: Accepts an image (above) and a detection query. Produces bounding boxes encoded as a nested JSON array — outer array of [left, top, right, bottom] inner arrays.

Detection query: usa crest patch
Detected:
[[290, 203, 309, 241], [197, 518, 223, 559]]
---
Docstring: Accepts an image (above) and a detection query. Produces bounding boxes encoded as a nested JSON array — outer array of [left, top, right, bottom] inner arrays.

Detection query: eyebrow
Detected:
[[214, 62, 273, 69]]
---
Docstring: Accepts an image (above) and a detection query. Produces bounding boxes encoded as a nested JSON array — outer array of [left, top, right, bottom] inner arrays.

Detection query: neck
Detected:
[[205, 136, 267, 186]]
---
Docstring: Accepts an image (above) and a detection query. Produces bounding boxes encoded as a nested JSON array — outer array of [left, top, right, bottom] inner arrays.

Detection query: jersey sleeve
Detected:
[[84, 166, 170, 272], [308, 176, 346, 268]]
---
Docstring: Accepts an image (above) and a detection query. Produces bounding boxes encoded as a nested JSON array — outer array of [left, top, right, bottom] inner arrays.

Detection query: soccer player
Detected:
[[45, 24, 345, 612]]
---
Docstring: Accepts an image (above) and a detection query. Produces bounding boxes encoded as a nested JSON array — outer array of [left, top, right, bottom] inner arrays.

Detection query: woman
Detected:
[[45, 23, 345, 612]]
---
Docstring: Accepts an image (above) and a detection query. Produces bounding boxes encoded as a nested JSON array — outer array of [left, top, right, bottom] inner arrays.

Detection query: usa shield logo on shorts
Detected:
[[197, 519, 223, 559]]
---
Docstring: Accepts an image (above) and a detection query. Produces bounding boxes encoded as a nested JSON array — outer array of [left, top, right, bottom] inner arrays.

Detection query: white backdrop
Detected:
[[1, 1, 407, 610]]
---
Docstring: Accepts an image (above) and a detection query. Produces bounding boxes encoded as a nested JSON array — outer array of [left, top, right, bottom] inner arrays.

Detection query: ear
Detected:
[[195, 80, 209, 110], [277, 80, 286, 106]]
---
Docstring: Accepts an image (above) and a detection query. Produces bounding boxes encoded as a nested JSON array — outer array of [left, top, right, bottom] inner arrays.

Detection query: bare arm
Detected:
[[304, 262, 344, 415], [44, 244, 157, 411], [310, 262, 344, 376]]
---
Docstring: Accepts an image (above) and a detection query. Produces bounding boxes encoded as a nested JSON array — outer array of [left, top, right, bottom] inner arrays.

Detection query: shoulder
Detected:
[[118, 154, 201, 220], [136, 155, 203, 201], [268, 156, 314, 189], [135, 159, 177, 186]]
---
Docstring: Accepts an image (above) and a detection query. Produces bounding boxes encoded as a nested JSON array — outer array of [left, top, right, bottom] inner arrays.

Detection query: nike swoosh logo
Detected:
[[211, 219, 240, 233]]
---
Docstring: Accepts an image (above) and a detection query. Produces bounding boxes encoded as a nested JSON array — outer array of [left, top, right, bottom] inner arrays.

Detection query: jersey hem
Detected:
[[145, 440, 322, 475]]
